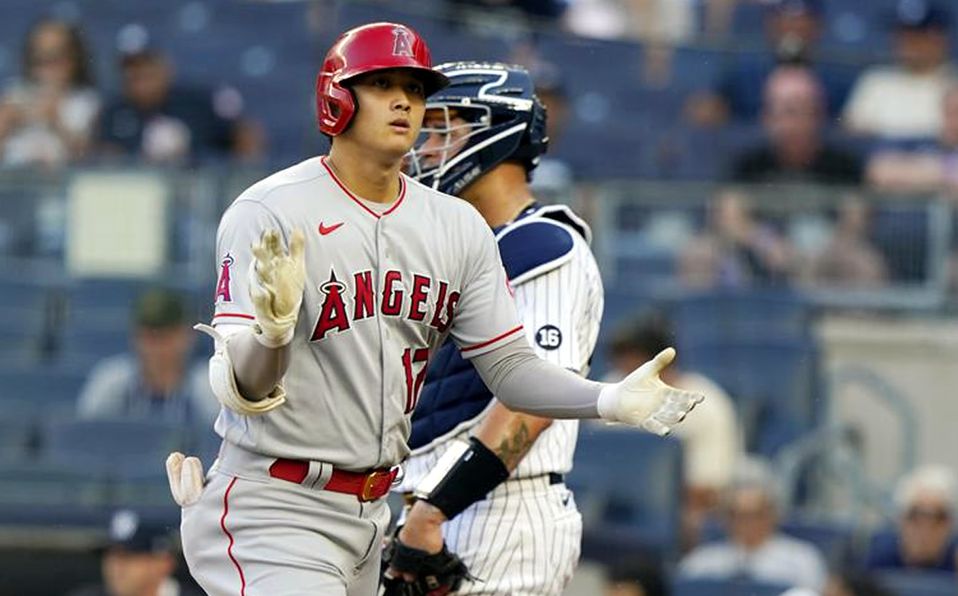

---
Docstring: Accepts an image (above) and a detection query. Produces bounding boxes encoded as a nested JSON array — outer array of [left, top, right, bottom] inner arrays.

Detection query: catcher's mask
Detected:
[[405, 61, 548, 196]]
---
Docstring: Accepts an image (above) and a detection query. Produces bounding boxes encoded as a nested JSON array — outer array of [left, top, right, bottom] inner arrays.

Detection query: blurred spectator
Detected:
[[685, 0, 856, 127], [0, 18, 100, 168], [97, 44, 263, 164], [864, 464, 958, 572], [67, 509, 201, 596], [604, 554, 669, 596], [563, 0, 697, 43], [732, 66, 863, 186], [605, 311, 742, 549], [679, 190, 794, 288], [843, 0, 956, 140], [806, 198, 888, 288], [867, 86, 958, 193], [76, 288, 217, 430], [678, 458, 828, 591]]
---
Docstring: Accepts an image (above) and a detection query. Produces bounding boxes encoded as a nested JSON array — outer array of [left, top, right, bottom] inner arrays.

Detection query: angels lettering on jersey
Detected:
[[311, 268, 459, 341]]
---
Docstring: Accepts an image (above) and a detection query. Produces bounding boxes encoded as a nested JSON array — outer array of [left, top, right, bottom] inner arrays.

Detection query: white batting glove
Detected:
[[165, 452, 205, 507], [596, 347, 705, 435], [248, 228, 306, 348]]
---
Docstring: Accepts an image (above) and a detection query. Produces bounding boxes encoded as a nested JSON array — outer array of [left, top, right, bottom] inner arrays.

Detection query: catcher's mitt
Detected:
[[381, 535, 472, 596]]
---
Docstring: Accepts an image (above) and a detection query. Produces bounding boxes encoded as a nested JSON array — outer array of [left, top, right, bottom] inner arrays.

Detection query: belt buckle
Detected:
[[359, 469, 391, 502]]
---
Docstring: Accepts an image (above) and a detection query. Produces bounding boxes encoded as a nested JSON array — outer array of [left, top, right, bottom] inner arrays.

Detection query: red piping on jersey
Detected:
[[460, 325, 524, 353], [213, 313, 255, 321], [220, 477, 247, 596], [320, 156, 406, 219]]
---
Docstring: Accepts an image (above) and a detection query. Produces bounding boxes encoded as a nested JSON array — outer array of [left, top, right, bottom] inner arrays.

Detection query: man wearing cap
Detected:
[[96, 42, 261, 163], [686, 0, 857, 127], [844, 0, 957, 139], [67, 509, 202, 596], [76, 288, 217, 430]]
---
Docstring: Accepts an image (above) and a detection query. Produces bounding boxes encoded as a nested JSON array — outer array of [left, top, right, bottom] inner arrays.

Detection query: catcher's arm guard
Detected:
[[381, 533, 473, 596]]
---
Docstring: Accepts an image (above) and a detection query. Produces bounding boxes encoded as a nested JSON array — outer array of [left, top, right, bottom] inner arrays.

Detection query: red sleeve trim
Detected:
[[460, 325, 524, 353], [213, 313, 256, 321]]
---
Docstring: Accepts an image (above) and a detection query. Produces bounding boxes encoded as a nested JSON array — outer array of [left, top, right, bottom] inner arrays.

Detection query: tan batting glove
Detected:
[[596, 347, 705, 435], [248, 228, 306, 348], [165, 452, 205, 507]]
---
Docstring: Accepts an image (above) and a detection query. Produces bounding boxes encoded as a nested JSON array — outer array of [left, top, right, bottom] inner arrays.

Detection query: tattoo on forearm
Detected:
[[495, 420, 534, 470]]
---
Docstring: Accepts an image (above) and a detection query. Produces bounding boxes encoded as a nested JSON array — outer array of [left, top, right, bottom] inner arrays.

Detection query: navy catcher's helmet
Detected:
[[406, 62, 548, 196]]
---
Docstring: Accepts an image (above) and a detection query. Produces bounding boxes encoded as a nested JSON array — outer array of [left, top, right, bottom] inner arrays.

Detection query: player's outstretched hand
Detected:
[[248, 228, 306, 348], [165, 452, 205, 507], [596, 347, 705, 435]]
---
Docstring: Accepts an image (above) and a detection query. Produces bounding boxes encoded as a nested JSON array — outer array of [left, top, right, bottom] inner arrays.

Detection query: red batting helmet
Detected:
[[316, 22, 450, 136]]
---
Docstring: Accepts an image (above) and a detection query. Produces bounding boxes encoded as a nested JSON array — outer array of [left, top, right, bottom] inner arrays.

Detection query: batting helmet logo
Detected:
[[392, 26, 414, 58], [315, 22, 450, 136]]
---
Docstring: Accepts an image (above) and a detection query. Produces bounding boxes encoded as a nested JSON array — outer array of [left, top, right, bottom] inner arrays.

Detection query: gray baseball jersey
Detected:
[[210, 155, 522, 470]]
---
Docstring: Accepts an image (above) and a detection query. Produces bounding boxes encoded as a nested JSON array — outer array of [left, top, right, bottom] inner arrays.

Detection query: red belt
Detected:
[[268, 458, 398, 502]]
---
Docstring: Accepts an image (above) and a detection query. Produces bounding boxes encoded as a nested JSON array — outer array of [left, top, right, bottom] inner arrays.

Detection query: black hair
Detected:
[[606, 554, 669, 596], [609, 309, 674, 359]]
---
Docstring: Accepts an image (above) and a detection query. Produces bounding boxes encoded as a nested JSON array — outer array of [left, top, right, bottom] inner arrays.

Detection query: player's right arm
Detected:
[[448, 214, 703, 431], [197, 201, 305, 414]]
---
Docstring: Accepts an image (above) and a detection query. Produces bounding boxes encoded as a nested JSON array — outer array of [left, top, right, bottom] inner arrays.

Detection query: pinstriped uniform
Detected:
[[398, 209, 604, 595]]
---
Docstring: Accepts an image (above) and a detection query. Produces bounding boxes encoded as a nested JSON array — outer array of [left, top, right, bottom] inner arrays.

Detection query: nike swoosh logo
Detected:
[[318, 221, 344, 236]]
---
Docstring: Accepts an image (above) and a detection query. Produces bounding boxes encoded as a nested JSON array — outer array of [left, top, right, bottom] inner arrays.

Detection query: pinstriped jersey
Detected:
[[397, 204, 604, 490], [209, 156, 522, 471]]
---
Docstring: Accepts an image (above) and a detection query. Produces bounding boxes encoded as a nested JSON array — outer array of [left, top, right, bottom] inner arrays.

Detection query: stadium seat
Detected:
[[0, 368, 87, 414], [672, 577, 793, 596], [779, 517, 856, 568], [671, 288, 812, 344], [42, 418, 187, 475], [680, 337, 821, 455], [875, 569, 957, 596], [0, 460, 112, 528], [568, 427, 683, 561]]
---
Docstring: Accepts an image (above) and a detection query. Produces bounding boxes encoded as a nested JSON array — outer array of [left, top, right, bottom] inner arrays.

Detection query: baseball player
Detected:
[[388, 62, 600, 595], [164, 22, 703, 596]]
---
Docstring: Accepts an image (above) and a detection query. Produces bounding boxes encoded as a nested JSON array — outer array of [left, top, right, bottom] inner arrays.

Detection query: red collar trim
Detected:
[[321, 156, 406, 219]]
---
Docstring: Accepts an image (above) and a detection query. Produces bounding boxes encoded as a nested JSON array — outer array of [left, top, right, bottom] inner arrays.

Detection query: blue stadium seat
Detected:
[[42, 418, 186, 475], [568, 428, 683, 561], [875, 570, 956, 596], [0, 368, 87, 412], [0, 418, 35, 460], [0, 460, 112, 528], [671, 289, 812, 344], [680, 337, 820, 455], [672, 577, 793, 596]]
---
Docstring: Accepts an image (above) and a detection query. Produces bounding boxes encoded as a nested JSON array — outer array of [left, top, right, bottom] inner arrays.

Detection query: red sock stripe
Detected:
[[220, 477, 247, 596]]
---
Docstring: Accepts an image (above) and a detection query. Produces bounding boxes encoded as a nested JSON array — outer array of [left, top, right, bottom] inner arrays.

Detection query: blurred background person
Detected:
[[685, 0, 856, 128], [731, 65, 862, 186], [864, 464, 958, 572], [806, 198, 889, 288], [76, 288, 216, 432], [678, 458, 828, 592], [67, 509, 201, 596], [0, 18, 99, 168], [867, 85, 958, 193], [843, 0, 956, 140], [605, 311, 742, 549], [97, 39, 263, 164], [680, 190, 795, 288]]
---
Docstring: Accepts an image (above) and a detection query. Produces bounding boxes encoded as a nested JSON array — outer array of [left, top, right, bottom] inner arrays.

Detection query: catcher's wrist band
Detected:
[[413, 437, 509, 520]]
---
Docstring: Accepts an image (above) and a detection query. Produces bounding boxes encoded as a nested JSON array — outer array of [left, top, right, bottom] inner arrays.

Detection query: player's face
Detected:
[[414, 109, 472, 169], [346, 69, 427, 159]]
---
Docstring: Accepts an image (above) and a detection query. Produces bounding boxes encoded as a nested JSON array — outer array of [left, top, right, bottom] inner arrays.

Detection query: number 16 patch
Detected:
[[535, 324, 562, 350]]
